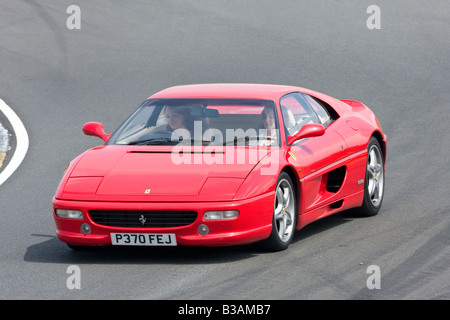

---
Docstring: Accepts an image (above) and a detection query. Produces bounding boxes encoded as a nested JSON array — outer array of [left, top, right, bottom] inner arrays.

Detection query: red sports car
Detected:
[[53, 84, 386, 251]]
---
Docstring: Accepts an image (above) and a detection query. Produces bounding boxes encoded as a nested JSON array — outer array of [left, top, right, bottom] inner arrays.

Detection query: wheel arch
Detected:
[[371, 130, 387, 165], [280, 165, 300, 227]]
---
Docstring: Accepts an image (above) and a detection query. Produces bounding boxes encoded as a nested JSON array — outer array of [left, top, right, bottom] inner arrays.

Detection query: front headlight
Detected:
[[55, 209, 83, 219], [203, 210, 239, 220]]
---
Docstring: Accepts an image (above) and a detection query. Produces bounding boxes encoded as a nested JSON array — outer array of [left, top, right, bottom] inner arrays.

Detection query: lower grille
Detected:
[[89, 210, 197, 228]]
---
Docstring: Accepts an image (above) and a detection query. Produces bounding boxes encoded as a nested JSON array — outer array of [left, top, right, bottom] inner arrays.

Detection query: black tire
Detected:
[[351, 136, 385, 217], [259, 172, 297, 251]]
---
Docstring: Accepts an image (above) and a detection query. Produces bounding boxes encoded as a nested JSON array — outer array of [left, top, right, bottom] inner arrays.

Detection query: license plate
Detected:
[[111, 233, 177, 246]]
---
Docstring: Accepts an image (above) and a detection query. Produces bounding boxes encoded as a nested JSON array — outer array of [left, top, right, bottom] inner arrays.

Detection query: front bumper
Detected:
[[52, 192, 274, 247]]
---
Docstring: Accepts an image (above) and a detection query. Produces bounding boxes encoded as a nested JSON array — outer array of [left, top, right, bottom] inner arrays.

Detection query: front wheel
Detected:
[[259, 172, 297, 251], [352, 136, 385, 216]]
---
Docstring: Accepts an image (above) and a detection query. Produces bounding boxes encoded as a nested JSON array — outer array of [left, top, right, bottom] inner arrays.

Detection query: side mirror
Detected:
[[287, 123, 325, 145], [82, 122, 111, 142]]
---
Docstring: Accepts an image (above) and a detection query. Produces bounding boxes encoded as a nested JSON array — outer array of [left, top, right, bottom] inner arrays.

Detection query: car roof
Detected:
[[147, 83, 352, 116], [148, 83, 305, 100]]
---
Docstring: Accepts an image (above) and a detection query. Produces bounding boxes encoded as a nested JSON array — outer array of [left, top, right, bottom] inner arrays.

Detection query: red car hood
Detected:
[[59, 145, 269, 202]]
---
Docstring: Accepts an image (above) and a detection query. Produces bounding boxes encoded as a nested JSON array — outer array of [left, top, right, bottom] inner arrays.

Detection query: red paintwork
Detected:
[[287, 123, 326, 145], [52, 84, 387, 247], [82, 122, 111, 142]]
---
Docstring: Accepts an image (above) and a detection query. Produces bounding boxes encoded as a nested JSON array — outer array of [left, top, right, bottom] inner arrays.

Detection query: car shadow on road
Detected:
[[291, 210, 358, 245], [23, 235, 260, 265], [24, 211, 359, 265]]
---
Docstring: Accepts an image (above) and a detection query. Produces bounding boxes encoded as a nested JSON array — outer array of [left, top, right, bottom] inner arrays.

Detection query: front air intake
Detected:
[[89, 210, 197, 228]]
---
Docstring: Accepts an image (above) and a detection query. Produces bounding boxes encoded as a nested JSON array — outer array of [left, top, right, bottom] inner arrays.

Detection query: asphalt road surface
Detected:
[[1, 0, 449, 300]]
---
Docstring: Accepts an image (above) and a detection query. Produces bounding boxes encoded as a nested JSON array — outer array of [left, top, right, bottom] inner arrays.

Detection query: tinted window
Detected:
[[280, 93, 320, 136], [303, 94, 333, 126]]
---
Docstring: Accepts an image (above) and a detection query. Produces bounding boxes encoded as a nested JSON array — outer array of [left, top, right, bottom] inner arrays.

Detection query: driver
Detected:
[[164, 105, 194, 132], [163, 105, 195, 142], [259, 106, 278, 146]]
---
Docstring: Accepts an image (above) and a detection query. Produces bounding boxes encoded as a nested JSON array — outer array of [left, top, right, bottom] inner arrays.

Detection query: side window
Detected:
[[303, 94, 333, 126], [280, 93, 320, 136]]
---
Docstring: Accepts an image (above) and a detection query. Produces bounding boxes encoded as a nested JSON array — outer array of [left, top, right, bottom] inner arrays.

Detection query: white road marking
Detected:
[[0, 98, 29, 185]]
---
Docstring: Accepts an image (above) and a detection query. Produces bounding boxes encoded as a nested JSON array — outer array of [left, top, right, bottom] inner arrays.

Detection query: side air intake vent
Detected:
[[326, 166, 346, 193]]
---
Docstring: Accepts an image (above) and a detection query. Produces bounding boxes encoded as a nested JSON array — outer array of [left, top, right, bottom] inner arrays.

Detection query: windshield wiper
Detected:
[[128, 138, 213, 146], [128, 138, 175, 145], [223, 136, 277, 146], [188, 139, 212, 145]]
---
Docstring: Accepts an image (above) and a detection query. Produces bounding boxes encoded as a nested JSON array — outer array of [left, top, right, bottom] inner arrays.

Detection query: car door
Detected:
[[280, 93, 348, 212]]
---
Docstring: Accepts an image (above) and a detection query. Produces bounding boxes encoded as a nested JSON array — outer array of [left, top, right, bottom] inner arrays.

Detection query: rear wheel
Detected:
[[259, 172, 297, 251], [352, 136, 385, 216]]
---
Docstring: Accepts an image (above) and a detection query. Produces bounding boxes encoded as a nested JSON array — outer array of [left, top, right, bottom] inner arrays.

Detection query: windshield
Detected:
[[108, 99, 280, 147]]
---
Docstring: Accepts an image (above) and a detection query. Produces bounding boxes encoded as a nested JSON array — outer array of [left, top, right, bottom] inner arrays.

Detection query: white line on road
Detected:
[[0, 98, 29, 185]]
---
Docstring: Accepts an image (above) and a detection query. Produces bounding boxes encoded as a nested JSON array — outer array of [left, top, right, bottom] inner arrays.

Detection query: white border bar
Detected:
[[0, 98, 29, 185]]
